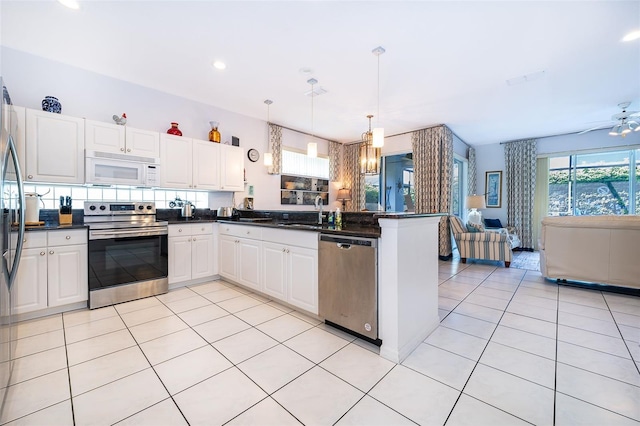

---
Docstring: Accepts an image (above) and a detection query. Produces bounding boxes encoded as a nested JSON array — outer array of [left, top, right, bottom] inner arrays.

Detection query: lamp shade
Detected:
[[263, 152, 273, 167], [307, 142, 318, 158], [467, 195, 486, 210], [337, 188, 352, 201]]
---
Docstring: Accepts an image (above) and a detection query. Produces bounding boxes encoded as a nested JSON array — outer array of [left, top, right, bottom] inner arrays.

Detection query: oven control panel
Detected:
[[84, 201, 156, 216]]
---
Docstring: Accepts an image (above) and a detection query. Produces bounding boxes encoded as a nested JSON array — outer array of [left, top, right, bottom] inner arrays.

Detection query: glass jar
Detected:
[[209, 121, 221, 143]]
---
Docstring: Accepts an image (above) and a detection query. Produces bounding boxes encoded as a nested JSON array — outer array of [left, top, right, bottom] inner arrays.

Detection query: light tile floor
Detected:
[[1, 259, 639, 425]]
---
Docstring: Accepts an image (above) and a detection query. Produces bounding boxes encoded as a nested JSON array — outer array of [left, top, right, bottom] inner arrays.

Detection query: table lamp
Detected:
[[337, 188, 352, 210], [466, 194, 486, 226]]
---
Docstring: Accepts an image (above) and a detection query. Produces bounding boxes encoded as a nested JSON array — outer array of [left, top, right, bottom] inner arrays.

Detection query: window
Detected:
[[281, 148, 329, 179], [548, 148, 638, 216], [451, 157, 464, 217]]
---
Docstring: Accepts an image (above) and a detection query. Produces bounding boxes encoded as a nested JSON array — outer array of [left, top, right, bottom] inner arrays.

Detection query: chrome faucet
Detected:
[[314, 195, 323, 224]]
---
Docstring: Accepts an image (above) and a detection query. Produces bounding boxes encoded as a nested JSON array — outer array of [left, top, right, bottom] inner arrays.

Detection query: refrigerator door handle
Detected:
[[7, 135, 25, 289]]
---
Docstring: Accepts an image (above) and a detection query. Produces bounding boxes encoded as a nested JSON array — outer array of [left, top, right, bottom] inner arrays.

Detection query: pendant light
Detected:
[[263, 99, 273, 167], [360, 115, 381, 174], [307, 78, 318, 158], [372, 46, 385, 148]]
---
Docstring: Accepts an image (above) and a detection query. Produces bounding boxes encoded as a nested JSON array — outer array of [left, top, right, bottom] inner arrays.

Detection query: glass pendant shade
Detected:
[[372, 127, 384, 148], [307, 142, 318, 158]]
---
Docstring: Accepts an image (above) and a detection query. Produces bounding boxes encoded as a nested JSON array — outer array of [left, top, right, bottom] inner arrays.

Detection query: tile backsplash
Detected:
[[19, 184, 210, 210]]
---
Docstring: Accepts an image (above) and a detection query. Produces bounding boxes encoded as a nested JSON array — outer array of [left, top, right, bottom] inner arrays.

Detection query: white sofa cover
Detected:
[[539, 215, 640, 290]]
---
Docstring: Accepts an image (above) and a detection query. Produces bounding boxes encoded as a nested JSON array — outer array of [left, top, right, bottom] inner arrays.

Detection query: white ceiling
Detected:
[[1, 1, 639, 145]]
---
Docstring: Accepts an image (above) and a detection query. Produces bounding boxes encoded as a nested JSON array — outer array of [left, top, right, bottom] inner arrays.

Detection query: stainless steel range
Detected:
[[84, 201, 169, 309]]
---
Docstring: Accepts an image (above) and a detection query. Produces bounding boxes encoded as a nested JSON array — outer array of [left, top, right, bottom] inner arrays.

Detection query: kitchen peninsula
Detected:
[[219, 211, 444, 363]]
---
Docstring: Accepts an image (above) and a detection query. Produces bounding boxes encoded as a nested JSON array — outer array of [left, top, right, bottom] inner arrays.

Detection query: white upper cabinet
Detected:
[[220, 144, 244, 191], [192, 139, 220, 190], [125, 127, 160, 158], [85, 120, 159, 158], [25, 109, 84, 184], [160, 133, 192, 188], [160, 136, 237, 191]]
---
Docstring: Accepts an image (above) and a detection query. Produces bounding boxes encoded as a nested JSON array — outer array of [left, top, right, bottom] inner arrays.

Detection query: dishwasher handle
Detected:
[[319, 234, 377, 248], [337, 243, 352, 250]]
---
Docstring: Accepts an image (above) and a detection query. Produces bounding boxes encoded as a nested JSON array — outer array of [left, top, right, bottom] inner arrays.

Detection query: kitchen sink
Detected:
[[277, 223, 323, 229]]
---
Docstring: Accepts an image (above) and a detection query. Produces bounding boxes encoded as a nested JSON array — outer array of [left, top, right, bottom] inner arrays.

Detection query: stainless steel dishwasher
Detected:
[[318, 234, 380, 344]]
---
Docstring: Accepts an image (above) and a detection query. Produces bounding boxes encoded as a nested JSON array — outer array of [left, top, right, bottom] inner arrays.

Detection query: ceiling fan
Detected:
[[578, 102, 640, 137]]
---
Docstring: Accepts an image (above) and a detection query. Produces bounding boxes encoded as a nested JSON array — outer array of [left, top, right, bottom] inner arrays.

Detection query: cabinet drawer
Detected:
[[169, 224, 190, 237], [48, 229, 87, 247], [218, 224, 262, 240], [20, 231, 47, 249], [262, 228, 318, 249], [191, 223, 213, 236], [169, 223, 213, 237]]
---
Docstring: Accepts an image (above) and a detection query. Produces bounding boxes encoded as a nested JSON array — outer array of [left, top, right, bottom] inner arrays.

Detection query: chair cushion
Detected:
[[467, 222, 485, 233], [484, 218, 503, 228]]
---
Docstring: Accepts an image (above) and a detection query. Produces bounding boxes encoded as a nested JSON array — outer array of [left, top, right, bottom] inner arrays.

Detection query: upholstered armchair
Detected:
[[449, 216, 513, 267]]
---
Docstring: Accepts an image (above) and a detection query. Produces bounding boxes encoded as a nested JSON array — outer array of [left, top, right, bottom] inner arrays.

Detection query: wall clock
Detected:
[[247, 148, 260, 162]]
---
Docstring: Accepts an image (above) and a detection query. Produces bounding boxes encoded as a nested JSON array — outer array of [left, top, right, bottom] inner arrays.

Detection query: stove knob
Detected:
[[146, 205, 153, 210], [89, 205, 96, 211], [138, 205, 144, 210], [99, 205, 106, 211]]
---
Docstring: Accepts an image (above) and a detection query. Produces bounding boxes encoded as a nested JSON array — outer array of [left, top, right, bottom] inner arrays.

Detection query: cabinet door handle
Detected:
[[23, 238, 27, 243], [127, 148, 131, 152], [40, 251, 45, 256], [192, 237, 196, 241], [66, 235, 71, 240], [120, 147, 125, 152], [286, 249, 290, 253], [27, 175, 33, 179], [178, 229, 182, 232], [49, 250, 54, 255]]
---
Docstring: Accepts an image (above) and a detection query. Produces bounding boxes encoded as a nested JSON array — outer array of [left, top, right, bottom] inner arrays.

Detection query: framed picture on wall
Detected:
[[485, 171, 502, 208]]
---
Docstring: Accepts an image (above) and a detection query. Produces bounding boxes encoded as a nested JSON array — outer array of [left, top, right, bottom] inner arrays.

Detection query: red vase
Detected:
[[167, 122, 182, 136]]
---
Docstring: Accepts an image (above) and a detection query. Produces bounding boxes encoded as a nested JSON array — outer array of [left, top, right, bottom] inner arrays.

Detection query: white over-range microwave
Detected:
[[86, 151, 160, 187]]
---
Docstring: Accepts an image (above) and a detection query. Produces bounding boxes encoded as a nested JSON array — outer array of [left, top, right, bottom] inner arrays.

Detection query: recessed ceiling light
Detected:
[[58, 0, 79, 9], [212, 61, 226, 70], [622, 30, 640, 42]]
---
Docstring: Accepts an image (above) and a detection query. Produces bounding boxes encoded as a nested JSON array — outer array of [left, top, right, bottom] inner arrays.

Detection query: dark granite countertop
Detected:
[[17, 223, 88, 232], [217, 219, 381, 238]]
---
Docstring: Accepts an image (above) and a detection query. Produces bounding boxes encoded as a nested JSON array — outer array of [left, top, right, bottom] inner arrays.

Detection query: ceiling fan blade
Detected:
[[577, 123, 613, 135]]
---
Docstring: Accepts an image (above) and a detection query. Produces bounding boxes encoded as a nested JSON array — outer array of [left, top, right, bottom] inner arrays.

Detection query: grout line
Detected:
[[442, 265, 529, 425]]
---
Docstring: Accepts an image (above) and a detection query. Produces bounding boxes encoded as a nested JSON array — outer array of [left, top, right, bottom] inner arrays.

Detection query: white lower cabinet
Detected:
[[168, 223, 215, 285], [261, 231, 318, 314], [13, 229, 88, 315], [218, 224, 318, 315], [218, 226, 262, 291]]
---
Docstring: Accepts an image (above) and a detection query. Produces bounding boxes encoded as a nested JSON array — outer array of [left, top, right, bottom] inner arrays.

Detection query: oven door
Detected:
[[88, 232, 168, 292]]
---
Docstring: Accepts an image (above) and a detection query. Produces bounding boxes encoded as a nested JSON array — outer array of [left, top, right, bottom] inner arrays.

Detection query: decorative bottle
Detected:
[[167, 122, 182, 136], [209, 121, 221, 143]]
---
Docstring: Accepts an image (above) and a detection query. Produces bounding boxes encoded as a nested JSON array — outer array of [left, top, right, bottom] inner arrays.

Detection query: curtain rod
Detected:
[[498, 127, 620, 145], [271, 121, 470, 149], [345, 124, 471, 149], [268, 122, 338, 143]]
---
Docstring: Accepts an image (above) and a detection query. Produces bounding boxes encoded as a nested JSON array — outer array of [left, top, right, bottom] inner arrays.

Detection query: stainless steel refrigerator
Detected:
[[0, 77, 26, 400]]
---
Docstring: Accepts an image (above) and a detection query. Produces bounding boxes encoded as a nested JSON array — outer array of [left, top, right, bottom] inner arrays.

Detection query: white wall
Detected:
[[0, 47, 335, 212], [474, 129, 640, 225]]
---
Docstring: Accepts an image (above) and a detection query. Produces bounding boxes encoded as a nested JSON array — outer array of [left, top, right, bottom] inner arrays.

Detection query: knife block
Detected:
[[58, 211, 72, 225]]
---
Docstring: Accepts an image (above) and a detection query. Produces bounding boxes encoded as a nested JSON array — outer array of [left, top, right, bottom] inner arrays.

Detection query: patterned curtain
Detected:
[[329, 141, 341, 182], [268, 123, 282, 175], [342, 143, 364, 211], [504, 139, 537, 249], [412, 125, 454, 258], [467, 146, 477, 195]]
